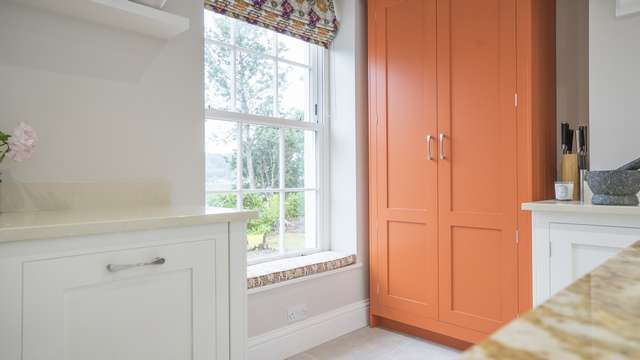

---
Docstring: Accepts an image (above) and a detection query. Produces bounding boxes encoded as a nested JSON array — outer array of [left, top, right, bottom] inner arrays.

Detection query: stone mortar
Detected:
[[586, 170, 640, 206]]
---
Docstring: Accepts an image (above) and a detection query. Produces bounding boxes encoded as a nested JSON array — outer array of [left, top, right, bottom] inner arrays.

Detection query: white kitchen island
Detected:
[[523, 200, 640, 306], [0, 206, 256, 360]]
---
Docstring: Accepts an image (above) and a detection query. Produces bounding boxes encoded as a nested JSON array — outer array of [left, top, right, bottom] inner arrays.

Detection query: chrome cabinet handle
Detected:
[[425, 135, 434, 160], [106, 257, 166, 273], [439, 133, 446, 160]]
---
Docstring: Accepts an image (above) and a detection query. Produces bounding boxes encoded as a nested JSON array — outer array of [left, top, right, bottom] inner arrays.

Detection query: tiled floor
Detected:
[[287, 327, 461, 360]]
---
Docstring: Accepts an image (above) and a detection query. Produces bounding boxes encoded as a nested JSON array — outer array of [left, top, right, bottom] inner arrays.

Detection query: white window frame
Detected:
[[204, 17, 330, 265]]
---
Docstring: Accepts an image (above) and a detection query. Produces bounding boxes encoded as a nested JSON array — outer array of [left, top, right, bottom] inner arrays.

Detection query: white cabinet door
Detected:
[[549, 223, 640, 296], [22, 240, 221, 360]]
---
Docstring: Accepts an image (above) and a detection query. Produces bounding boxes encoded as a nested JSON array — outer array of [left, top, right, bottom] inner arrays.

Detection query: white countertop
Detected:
[[0, 206, 257, 243], [522, 200, 640, 216]]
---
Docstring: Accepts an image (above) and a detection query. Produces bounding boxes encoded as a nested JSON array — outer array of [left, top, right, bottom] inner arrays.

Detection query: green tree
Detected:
[[243, 193, 279, 249]]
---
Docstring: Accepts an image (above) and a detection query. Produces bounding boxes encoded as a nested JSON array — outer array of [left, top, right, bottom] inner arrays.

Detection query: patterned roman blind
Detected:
[[204, 0, 339, 48]]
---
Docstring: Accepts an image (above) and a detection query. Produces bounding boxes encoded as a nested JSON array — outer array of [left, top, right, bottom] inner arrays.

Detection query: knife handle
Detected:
[[576, 128, 583, 152], [561, 122, 569, 154], [568, 129, 574, 153], [578, 126, 587, 153]]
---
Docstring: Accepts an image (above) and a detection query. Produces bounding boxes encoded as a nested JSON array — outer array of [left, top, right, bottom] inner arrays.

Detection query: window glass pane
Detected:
[[236, 51, 275, 117], [245, 193, 280, 259], [277, 34, 309, 65], [205, 120, 237, 191], [235, 21, 275, 55], [204, 10, 323, 262], [204, 10, 232, 44], [278, 64, 309, 121], [285, 129, 316, 188], [284, 191, 316, 252], [207, 193, 238, 209], [205, 43, 233, 111], [242, 124, 279, 189]]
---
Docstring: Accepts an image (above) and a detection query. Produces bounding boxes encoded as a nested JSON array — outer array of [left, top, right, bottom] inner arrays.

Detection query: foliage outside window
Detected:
[[204, 10, 325, 263]]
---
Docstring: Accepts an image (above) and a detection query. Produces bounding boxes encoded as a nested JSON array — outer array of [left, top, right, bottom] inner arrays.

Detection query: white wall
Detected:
[[557, 0, 589, 177], [247, 0, 369, 338], [330, 0, 368, 258], [0, 0, 204, 205], [590, 0, 640, 170]]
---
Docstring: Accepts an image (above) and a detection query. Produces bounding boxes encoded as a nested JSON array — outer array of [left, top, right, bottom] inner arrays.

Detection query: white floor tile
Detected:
[[286, 327, 461, 360]]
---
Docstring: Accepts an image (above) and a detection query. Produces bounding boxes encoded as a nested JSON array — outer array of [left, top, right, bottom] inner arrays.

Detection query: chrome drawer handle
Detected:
[[439, 133, 446, 160], [106, 257, 166, 273], [425, 134, 434, 160]]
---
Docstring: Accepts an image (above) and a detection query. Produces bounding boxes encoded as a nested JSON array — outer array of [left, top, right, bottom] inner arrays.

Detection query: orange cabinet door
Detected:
[[370, 0, 438, 319], [436, 0, 519, 334]]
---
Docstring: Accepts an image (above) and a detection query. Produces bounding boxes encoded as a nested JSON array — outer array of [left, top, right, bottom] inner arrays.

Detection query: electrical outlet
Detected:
[[287, 304, 308, 323]]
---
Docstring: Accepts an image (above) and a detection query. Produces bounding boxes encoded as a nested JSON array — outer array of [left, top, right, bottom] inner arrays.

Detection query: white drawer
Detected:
[[22, 240, 219, 360]]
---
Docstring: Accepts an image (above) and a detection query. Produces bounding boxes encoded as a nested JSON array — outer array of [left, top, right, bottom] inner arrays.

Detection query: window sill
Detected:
[[247, 251, 358, 294]]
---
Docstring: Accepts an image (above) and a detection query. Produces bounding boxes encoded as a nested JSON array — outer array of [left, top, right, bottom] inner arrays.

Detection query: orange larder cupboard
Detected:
[[368, 0, 556, 345]]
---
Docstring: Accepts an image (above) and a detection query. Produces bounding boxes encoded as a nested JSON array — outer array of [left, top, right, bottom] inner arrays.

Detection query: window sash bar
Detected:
[[231, 24, 237, 113], [206, 109, 320, 131], [273, 31, 280, 119], [206, 188, 318, 195], [235, 123, 243, 208], [205, 38, 312, 70], [278, 128, 286, 255]]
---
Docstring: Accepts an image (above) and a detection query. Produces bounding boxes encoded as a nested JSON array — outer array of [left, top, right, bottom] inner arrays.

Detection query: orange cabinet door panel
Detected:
[[436, 0, 519, 334], [370, 0, 438, 319]]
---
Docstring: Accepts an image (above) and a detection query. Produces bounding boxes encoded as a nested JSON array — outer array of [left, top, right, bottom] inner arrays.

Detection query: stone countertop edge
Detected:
[[522, 200, 640, 216], [0, 207, 258, 243], [460, 240, 640, 359]]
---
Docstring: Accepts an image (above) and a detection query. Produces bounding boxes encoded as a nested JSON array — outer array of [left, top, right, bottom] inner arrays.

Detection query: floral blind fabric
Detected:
[[204, 0, 339, 48]]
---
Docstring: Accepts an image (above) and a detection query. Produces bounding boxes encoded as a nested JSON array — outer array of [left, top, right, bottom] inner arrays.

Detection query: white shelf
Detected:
[[11, 0, 190, 39]]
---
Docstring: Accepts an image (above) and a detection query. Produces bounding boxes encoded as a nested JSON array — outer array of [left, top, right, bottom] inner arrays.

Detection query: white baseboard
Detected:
[[247, 299, 370, 360]]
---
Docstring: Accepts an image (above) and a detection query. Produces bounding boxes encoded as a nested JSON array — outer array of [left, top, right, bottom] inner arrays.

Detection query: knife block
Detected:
[[561, 154, 580, 200]]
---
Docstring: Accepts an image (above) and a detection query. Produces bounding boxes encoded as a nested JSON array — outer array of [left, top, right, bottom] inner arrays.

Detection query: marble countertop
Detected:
[[461, 241, 640, 359], [0, 206, 257, 243], [522, 200, 640, 216]]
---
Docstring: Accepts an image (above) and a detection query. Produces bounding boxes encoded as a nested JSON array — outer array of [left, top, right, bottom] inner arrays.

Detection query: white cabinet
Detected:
[[23, 240, 220, 360], [549, 223, 640, 297], [0, 219, 250, 360], [524, 201, 640, 305]]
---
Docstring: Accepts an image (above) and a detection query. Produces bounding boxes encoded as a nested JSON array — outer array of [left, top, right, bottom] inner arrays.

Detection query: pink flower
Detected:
[[6, 122, 38, 162]]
